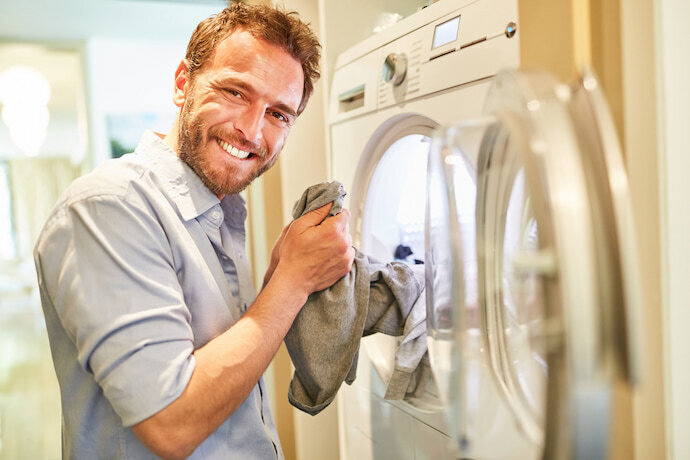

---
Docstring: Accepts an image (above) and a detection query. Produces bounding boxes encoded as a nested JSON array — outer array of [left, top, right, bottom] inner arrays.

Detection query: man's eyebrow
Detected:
[[214, 76, 298, 119], [213, 76, 254, 94], [273, 103, 298, 119]]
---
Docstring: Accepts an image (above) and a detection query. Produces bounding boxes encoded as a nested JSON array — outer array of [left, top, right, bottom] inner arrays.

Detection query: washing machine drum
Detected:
[[354, 123, 446, 413], [425, 69, 642, 460]]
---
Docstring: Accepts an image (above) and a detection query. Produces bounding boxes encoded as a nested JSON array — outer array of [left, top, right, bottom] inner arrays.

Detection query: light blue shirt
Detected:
[[34, 131, 283, 459]]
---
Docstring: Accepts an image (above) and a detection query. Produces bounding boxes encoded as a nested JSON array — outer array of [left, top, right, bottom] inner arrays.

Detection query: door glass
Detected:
[[425, 125, 478, 401], [475, 114, 548, 447], [499, 168, 546, 423], [428, 122, 540, 459]]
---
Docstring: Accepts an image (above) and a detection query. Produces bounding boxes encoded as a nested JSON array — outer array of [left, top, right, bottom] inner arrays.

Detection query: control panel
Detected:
[[330, 0, 519, 125]]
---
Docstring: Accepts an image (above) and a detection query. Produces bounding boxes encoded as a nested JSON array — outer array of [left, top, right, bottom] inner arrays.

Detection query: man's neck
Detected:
[[162, 122, 179, 155]]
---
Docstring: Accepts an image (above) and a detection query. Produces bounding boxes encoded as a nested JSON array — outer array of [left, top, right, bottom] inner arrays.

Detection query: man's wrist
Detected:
[[265, 264, 310, 307]]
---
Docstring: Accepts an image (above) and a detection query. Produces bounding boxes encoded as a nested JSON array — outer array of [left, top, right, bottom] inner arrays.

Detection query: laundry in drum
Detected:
[[284, 181, 430, 414], [394, 243, 424, 265]]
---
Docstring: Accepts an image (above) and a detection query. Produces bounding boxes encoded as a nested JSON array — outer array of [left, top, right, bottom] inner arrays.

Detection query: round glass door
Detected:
[[431, 69, 641, 460]]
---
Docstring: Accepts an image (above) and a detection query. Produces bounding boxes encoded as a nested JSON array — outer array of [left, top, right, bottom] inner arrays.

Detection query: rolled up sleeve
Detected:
[[38, 191, 195, 426]]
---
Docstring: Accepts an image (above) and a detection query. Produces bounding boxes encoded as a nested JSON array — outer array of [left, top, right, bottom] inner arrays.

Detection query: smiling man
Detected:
[[33, 4, 354, 459]]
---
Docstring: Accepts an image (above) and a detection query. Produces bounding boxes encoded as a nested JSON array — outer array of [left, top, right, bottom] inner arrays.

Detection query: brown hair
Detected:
[[185, 2, 321, 115]]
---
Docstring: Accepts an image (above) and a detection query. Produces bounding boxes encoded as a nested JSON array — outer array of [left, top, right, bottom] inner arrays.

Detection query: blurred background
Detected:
[[0, 0, 688, 459]]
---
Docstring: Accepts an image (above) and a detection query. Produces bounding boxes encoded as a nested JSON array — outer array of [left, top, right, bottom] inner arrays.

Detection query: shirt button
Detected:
[[211, 211, 220, 220]]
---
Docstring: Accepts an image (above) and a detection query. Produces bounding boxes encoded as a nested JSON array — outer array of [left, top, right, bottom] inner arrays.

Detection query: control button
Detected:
[[505, 21, 517, 38], [382, 53, 408, 86]]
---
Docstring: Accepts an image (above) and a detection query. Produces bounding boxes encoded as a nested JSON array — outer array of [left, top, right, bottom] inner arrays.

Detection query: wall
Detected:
[[657, 0, 690, 458], [84, 38, 186, 167], [619, 0, 666, 457]]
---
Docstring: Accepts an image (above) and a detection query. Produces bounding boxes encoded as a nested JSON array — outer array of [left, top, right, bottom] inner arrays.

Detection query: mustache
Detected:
[[208, 127, 268, 158]]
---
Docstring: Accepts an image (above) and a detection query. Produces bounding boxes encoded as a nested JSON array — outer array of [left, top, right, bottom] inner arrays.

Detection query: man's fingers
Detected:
[[294, 202, 334, 229]]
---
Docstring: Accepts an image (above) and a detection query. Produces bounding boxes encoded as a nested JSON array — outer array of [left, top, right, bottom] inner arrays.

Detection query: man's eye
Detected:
[[270, 111, 287, 122], [226, 89, 242, 98]]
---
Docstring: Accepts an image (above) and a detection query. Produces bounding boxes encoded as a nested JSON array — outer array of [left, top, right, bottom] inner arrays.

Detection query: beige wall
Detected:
[[656, 0, 690, 458], [619, 0, 666, 458]]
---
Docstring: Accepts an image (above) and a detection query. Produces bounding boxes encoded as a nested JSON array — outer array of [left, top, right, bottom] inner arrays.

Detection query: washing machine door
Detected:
[[426, 69, 642, 459]]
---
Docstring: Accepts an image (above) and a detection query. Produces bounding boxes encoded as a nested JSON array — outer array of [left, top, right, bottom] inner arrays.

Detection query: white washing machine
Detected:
[[329, 0, 522, 458], [329, 0, 642, 459]]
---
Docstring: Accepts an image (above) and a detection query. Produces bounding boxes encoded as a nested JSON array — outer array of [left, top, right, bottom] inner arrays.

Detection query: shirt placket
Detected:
[[201, 206, 242, 315], [205, 204, 280, 458]]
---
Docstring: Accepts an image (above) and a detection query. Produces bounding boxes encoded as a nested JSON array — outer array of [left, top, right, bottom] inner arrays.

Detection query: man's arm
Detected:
[[131, 203, 354, 459]]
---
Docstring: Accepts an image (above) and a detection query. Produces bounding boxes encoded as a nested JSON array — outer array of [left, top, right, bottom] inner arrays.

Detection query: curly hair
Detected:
[[185, 3, 321, 115]]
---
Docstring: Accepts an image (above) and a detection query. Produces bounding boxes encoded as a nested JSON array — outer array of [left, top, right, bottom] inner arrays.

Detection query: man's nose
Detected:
[[235, 103, 264, 143]]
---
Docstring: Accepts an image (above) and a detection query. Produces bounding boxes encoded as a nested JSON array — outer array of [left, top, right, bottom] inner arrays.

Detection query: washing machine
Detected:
[[329, 0, 521, 458], [329, 0, 641, 459]]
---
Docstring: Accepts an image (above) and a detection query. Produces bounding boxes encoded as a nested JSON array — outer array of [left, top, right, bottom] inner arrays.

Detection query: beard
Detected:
[[177, 91, 278, 197]]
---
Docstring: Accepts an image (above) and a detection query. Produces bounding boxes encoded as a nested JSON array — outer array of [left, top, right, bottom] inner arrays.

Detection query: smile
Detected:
[[216, 138, 253, 160]]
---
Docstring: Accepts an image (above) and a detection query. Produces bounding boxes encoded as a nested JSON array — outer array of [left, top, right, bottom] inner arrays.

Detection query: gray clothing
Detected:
[[382, 263, 431, 400], [285, 181, 428, 415], [34, 131, 282, 459]]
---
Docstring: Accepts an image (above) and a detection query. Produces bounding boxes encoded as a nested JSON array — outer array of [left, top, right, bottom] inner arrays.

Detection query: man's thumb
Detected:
[[295, 202, 334, 228]]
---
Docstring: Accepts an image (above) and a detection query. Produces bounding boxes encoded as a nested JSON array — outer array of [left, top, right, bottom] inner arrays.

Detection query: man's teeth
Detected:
[[218, 139, 251, 159]]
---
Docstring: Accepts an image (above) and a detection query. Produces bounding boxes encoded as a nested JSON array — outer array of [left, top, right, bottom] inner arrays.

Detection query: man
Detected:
[[33, 4, 354, 459]]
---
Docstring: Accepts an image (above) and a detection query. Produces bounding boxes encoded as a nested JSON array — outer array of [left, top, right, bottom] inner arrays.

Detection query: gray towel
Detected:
[[285, 181, 429, 415]]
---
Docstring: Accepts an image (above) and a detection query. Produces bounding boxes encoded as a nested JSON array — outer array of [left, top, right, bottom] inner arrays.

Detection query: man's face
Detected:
[[176, 29, 304, 197]]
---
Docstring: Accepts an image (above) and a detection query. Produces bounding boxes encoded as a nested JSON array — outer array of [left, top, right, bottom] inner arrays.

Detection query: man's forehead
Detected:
[[205, 30, 304, 108], [214, 29, 292, 64]]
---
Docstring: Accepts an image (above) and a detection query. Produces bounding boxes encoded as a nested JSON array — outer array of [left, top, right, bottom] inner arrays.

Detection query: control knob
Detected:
[[381, 53, 408, 86]]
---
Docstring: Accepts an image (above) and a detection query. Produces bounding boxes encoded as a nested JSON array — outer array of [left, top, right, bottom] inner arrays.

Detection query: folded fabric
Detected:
[[284, 181, 429, 415]]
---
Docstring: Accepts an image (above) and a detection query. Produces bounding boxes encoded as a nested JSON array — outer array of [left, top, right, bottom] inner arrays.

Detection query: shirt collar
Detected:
[[134, 131, 246, 223]]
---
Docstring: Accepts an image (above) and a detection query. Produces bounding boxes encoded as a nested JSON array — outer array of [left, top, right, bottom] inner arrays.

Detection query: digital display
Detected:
[[432, 16, 460, 49]]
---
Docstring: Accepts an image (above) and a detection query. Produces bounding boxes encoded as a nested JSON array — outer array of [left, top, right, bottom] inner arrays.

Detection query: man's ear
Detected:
[[172, 60, 190, 108]]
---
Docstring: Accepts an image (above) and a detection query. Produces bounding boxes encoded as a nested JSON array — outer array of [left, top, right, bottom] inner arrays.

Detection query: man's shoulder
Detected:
[[69, 156, 143, 197], [35, 153, 168, 252], [40, 154, 160, 233]]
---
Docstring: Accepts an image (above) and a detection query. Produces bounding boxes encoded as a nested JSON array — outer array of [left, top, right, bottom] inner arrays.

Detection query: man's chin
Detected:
[[204, 173, 256, 198]]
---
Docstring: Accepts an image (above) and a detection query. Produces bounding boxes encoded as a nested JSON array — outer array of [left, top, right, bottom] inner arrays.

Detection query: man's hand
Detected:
[[268, 202, 355, 297]]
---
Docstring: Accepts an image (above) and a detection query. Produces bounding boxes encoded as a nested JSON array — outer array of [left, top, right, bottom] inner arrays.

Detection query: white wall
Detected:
[[657, 0, 690, 458], [0, 0, 222, 43], [84, 38, 186, 166]]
